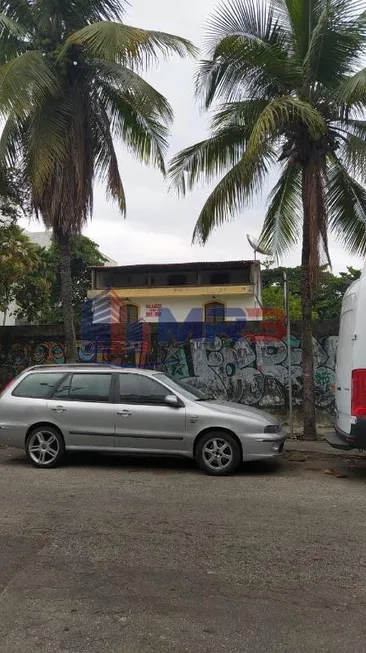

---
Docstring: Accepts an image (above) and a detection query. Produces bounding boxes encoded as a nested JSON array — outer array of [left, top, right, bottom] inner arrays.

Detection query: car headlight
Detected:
[[264, 424, 281, 434]]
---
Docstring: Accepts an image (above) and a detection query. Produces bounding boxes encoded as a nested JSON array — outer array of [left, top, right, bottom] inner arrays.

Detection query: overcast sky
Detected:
[[21, 0, 365, 273]]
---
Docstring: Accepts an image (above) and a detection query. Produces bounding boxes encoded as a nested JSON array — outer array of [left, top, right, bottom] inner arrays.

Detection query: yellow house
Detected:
[[88, 260, 263, 324]]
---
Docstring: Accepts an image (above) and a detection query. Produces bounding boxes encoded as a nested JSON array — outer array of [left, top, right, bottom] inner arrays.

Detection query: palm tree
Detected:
[[0, 0, 196, 361], [169, 0, 366, 439]]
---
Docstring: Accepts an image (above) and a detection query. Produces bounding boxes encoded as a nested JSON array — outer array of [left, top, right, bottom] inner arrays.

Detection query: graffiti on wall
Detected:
[[0, 334, 151, 389], [0, 326, 338, 412], [156, 333, 338, 414]]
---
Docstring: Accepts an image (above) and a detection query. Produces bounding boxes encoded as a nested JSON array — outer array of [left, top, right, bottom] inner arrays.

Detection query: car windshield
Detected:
[[154, 373, 211, 401]]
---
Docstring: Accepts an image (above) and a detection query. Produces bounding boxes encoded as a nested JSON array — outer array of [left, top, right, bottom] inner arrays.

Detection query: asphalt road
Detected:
[[1, 448, 366, 653]]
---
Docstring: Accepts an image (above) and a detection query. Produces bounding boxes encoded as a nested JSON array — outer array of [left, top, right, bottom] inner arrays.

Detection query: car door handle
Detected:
[[117, 410, 132, 417], [51, 406, 66, 413]]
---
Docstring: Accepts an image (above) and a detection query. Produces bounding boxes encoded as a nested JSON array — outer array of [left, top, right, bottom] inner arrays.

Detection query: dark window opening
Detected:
[[168, 274, 187, 286], [210, 272, 230, 285]]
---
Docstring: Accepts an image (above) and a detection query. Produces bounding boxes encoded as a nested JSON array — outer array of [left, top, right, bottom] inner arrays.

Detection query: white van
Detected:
[[326, 267, 366, 451]]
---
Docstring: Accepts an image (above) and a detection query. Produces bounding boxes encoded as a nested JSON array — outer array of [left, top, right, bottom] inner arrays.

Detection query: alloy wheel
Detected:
[[203, 437, 233, 471], [28, 430, 60, 466]]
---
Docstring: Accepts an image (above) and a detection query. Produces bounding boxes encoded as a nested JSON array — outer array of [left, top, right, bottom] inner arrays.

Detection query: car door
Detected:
[[115, 372, 186, 453], [47, 372, 115, 449]]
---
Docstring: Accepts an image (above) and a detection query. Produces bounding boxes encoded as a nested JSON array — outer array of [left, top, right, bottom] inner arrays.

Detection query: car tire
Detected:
[[196, 431, 242, 476], [25, 426, 65, 469]]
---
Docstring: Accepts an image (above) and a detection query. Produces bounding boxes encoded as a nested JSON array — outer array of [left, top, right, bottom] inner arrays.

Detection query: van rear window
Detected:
[[12, 373, 66, 398]]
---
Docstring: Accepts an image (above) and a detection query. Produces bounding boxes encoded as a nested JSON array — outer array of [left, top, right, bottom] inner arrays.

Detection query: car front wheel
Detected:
[[25, 426, 65, 469], [196, 431, 242, 476]]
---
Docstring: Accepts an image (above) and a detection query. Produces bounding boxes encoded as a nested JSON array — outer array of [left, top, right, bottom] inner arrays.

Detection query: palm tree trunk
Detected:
[[301, 165, 316, 440], [54, 227, 78, 363]]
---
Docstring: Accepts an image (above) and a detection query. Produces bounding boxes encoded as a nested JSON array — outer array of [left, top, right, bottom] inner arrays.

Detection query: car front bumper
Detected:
[[239, 433, 285, 462]]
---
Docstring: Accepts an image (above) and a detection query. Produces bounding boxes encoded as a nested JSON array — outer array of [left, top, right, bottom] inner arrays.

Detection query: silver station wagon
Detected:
[[0, 364, 285, 475]]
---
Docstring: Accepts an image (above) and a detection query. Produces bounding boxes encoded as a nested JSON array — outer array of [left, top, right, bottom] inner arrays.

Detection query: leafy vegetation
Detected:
[[262, 266, 361, 320], [0, 225, 42, 324], [3, 233, 107, 326]]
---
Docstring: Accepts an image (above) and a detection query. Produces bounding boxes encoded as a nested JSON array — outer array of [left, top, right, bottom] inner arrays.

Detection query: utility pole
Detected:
[[283, 272, 293, 438]]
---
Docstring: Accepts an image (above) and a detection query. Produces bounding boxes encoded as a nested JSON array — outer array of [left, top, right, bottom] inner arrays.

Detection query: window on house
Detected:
[[120, 304, 139, 323], [210, 272, 230, 285], [168, 274, 187, 286], [205, 302, 225, 323]]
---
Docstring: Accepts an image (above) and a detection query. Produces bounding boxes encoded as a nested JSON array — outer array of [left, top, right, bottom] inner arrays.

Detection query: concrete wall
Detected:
[[0, 300, 17, 327], [0, 320, 339, 424]]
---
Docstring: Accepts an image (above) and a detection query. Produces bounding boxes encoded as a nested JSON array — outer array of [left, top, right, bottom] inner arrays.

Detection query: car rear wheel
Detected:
[[196, 431, 242, 476], [25, 426, 65, 469]]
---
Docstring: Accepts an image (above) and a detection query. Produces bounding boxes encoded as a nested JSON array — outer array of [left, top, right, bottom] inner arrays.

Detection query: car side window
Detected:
[[52, 373, 112, 403], [119, 374, 171, 405], [12, 372, 67, 399]]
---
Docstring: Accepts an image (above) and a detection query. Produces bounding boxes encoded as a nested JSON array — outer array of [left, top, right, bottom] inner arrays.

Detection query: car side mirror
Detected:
[[165, 394, 181, 407]]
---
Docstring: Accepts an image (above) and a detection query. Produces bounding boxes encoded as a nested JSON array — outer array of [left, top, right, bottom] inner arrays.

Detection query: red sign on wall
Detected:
[[146, 303, 162, 318]]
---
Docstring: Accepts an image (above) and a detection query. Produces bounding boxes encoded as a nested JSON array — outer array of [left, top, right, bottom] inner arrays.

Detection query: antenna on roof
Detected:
[[246, 235, 273, 261]]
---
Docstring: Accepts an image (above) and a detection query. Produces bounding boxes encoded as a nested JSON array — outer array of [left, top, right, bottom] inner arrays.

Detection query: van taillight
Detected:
[[352, 369, 366, 417]]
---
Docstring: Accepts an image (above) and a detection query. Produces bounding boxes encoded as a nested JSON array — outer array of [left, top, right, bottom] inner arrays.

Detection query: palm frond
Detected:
[[302, 0, 331, 88], [307, 3, 366, 89], [0, 0, 33, 25], [204, 0, 286, 50], [192, 144, 275, 244], [169, 127, 248, 195], [247, 96, 326, 157], [327, 155, 366, 257], [335, 118, 366, 140], [0, 11, 27, 36], [104, 142, 126, 214], [169, 99, 272, 194], [210, 99, 269, 130], [337, 67, 366, 105], [98, 82, 169, 173], [338, 132, 366, 184], [272, 0, 316, 58], [258, 161, 302, 259], [196, 29, 299, 107], [0, 111, 24, 166], [0, 50, 59, 119], [26, 96, 74, 194], [195, 0, 303, 107], [94, 58, 173, 123], [60, 22, 197, 68], [28, 0, 127, 33], [92, 101, 126, 214]]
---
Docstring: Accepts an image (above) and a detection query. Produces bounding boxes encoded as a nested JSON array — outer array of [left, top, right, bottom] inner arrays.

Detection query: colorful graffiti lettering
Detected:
[[156, 334, 338, 414]]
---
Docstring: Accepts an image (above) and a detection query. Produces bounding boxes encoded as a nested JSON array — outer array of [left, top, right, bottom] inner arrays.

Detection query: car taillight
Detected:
[[0, 378, 16, 398], [352, 369, 366, 417]]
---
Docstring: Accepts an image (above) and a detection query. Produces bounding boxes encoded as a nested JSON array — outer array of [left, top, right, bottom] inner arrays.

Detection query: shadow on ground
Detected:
[[1, 448, 282, 477]]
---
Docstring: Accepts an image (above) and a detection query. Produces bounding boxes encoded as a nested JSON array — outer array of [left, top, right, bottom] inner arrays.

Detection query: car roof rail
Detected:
[[27, 363, 119, 371]]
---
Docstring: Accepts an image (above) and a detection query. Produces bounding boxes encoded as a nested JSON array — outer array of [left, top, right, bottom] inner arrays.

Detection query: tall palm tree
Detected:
[[0, 0, 195, 361], [169, 0, 366, 439]]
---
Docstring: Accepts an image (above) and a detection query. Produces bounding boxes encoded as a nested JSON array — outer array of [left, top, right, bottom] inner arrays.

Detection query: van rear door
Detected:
[[336, 292, 357, 435]]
